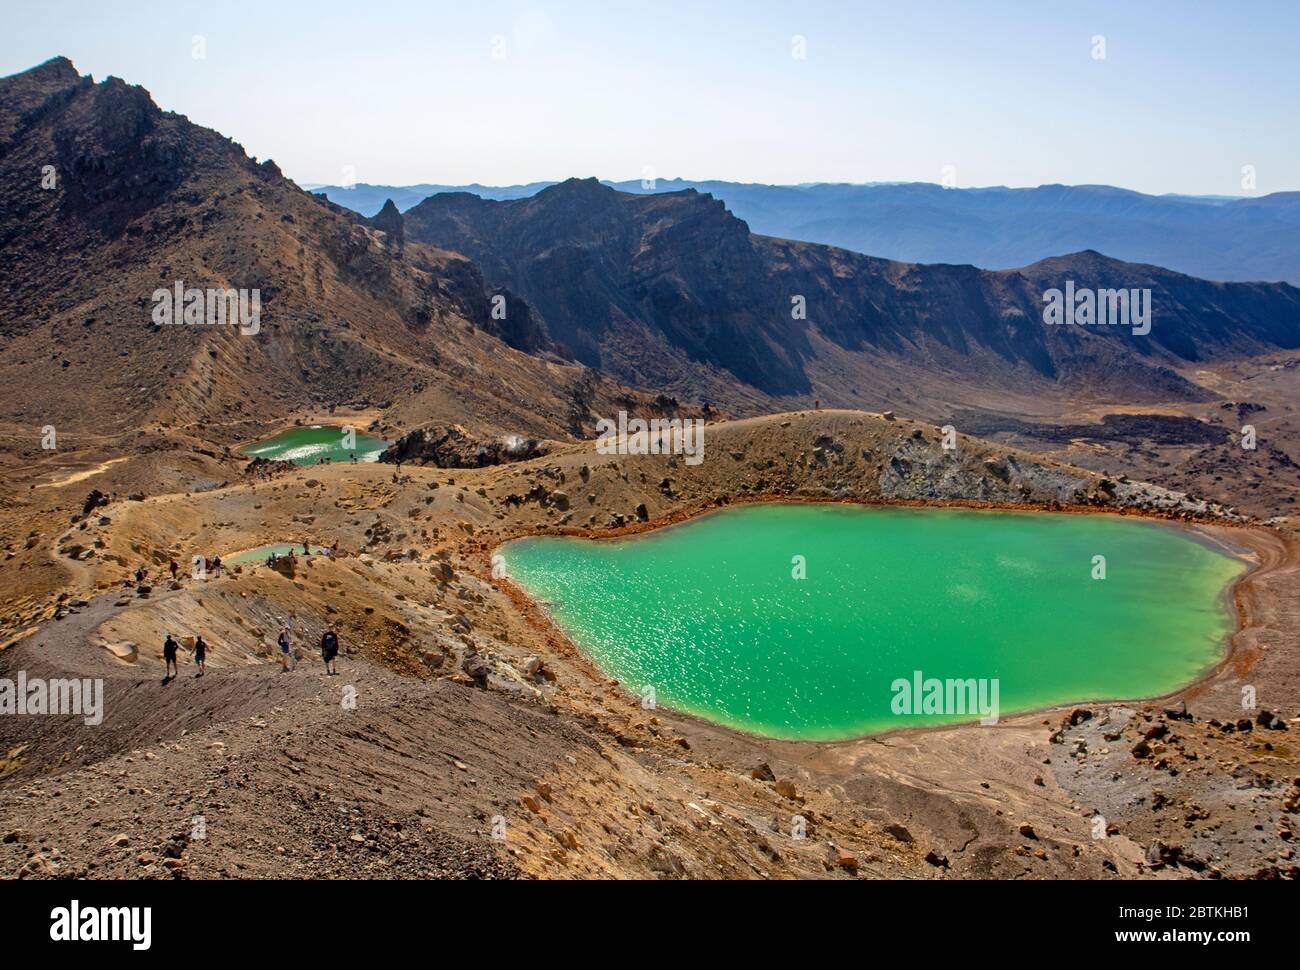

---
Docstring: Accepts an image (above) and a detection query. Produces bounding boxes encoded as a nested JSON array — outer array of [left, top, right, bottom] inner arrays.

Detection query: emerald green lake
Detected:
[[500, 504, 1247, 740], [225, 543, 331, 564], [240, 425, 387, 465]]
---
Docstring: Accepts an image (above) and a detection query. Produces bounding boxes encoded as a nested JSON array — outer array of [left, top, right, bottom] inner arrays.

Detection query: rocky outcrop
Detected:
[[797, 423, 1244, 521], [380, 424, 548, 468], [243, 457, 295, 478], [369, 198, 404, 251], [81, 489, 109, 518]]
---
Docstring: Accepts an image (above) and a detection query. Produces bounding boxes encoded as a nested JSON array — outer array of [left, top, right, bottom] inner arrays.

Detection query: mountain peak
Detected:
[[0, 56, 88, 121], [538, 176, 615, 200], [9, 55, 80, 82], [371, 198, 405, 249]]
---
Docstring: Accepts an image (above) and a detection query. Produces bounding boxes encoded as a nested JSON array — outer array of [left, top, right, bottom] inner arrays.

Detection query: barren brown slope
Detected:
[[2, 411, 1295, 880], [0, 58, 657, 445], [0, 57, 691, 613]]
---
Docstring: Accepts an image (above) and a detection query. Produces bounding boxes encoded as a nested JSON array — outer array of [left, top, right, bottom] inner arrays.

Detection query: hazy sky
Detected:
[[4, 0, 1297, 195]]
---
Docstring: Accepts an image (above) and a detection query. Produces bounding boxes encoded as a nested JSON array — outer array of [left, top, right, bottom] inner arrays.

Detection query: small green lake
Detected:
[[239, 425, 387, 465], [499, 504, 1247, 740], [225, 543, 330, 564]]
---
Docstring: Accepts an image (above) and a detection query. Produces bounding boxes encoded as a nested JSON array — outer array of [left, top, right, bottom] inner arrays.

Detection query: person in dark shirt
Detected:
[[163, 633, 179, 681], [193, 634, 208, 677], [320, 626, 339, 676]]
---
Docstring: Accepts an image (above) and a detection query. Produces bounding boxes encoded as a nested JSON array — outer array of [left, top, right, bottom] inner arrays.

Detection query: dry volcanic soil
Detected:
[[1, 409, 1297, 881]]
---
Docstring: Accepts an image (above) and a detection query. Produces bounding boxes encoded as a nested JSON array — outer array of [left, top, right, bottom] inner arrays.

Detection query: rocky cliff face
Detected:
[[405, 180, 810, 395], [403, 179, 1300, 410], [0, 59, 628, 442]]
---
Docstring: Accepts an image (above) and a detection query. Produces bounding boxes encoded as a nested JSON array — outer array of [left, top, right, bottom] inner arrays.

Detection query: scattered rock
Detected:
[[883, 823, 914, 843]]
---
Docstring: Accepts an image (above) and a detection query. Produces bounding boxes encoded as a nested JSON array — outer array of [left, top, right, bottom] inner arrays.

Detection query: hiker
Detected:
[[277, 625, 292, 671], [350, 452, 357, 464], [211, 554, 222, 577], [193, 634, 208, 677], [320, 625, 339, 675], [169, 559, 178, 580], [135, 565, 146, 585], [163, 633, 179, 681]]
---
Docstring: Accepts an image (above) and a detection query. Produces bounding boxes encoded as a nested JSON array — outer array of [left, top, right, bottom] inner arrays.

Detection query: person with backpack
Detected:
[[320, 625, 339, 676]]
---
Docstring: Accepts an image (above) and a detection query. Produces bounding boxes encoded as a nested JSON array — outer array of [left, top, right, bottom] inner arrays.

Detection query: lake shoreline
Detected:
[[486, 494, 1279, 747], [237, 423, 389, 465]]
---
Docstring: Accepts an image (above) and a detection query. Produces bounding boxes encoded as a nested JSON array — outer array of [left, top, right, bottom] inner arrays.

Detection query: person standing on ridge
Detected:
[[163, 633, 179, 681], [193, 634, 208, 677], [277, 625, 292, 672], [320, 625, 339, 676]]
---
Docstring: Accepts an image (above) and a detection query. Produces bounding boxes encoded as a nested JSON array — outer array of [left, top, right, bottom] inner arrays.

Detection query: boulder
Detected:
[[883, 823, 914, 843], [81, 489, 109, 517], [1258, 710, 1289, 731]]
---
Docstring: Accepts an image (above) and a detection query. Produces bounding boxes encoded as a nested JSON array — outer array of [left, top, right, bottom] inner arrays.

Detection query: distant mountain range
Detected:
[[313, 178, 1300, 285], [4, 57, 1300, 437], [392, 177, 1300, 411]]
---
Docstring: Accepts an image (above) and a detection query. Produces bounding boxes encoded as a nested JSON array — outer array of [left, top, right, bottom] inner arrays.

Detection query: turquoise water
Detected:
[[239, 425, 387, 465], [500, 504, 1247, 740], [225, 543, 330, 564]]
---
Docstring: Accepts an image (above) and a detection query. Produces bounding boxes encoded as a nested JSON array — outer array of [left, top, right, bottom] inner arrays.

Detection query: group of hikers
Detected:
[[138, 537, 348, 682], [131, 554, 225, 589], [161, 619, 340, 682], [264, 540, 341, 567], [161, 632, 208, 681], [271, 613, 340, 675], [134, 542, 346, 583]]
